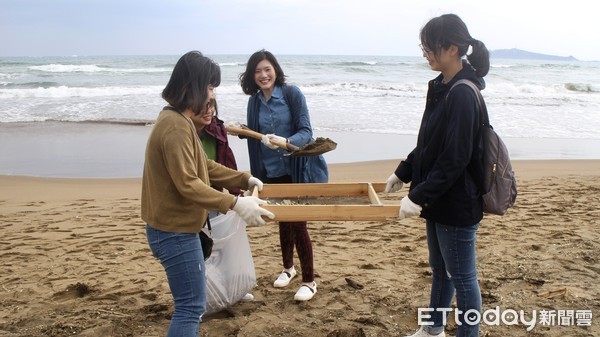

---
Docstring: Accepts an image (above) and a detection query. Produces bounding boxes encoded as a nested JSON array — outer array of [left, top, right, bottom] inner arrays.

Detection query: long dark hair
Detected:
[[162, 51, 221, 115], [210, 98, 219, 117], [239, 49, 286, 95], [420, 14, 490, 77]]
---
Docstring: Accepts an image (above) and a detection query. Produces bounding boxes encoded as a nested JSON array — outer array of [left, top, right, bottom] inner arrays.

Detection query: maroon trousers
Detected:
[[263, 175, 315, 283], [279, 221, 314, 283]]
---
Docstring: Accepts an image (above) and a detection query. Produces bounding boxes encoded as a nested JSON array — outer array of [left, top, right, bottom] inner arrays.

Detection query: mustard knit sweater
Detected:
[[141, 109, 250, 233]]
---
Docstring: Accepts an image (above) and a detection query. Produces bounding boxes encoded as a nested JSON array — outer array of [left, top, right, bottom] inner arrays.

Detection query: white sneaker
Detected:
[[294, 281, 317, 301], [404, 326, 445, 337], [241, 293, 254, 301], [273, 267, 297, 288]]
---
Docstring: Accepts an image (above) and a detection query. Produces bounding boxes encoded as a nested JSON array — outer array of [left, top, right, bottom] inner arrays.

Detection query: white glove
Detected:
[[266, 134, 287, 148], [384, 174, 403, 193], [248, 176, 264, 192], [226, 121, 241, 128], [232, 196, 275, 226], [261, 135, 278, 149], [399, 196, 422, 220], [225, 121, 241, 135]]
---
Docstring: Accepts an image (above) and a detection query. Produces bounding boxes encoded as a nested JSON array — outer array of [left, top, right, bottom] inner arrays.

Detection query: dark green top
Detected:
[[201, 133, 217, 161]]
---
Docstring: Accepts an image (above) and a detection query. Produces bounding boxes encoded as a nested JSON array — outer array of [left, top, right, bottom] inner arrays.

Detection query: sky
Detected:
[[1, 0, 598, 61]]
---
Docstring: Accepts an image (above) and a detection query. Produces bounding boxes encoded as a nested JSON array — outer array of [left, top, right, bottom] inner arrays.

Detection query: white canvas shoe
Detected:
[[273, 267, 297, 288], [240, 293, 254, 301], [404, 326, 445, 337], [294, 281, 317, 301]]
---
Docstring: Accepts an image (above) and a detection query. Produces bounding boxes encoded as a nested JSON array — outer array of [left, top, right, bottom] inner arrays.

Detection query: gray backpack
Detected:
[[450, 79, 517, 215]]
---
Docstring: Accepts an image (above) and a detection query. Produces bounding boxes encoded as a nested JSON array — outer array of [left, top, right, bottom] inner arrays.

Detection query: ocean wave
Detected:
[[156, 63, 177, 68], [334, 61, 378, 66], [343, 67, 376, 73], [219, 62, 243, 67], [564, 83, 598, 93], [212, 81, 423, 97], [0, 61, 29, 66], [3, 81, 61, 89], [1, 55, 598, 143], [300, 82, 422, 96], [313, 60, 422, 68], [0, 85, 162, 98], [483, 81, 600, 96], [490, 62, 587, 72], [29, 64, 171, 73], [540, 63, 582, 70], [0, 72, 19, 80], [298, 60, 381, 68]]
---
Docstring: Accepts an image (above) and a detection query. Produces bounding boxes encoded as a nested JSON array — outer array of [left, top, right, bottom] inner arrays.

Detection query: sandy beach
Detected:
[[0, 159, 598, 336]]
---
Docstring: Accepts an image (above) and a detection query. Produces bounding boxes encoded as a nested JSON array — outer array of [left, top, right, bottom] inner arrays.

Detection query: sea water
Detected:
[[1, 54, 599, 177]]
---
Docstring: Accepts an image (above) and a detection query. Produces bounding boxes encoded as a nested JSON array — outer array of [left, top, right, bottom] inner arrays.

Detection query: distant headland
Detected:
[[490, 48, 578, 61]]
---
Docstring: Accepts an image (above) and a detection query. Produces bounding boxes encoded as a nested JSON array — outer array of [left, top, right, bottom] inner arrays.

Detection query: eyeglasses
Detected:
[[201, 101, 215, 116], [419, 44, 433, 55]]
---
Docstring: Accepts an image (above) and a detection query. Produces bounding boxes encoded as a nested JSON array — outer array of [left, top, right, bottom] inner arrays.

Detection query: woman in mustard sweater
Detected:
[[141, 51, 273, 337]]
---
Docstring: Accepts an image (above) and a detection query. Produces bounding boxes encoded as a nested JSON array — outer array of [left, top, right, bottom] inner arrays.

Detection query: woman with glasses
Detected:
[[142, 51, 274, 337], [384, 14, 490, 337], [190, 97, 256, 304], [190, 98, 242, 196]]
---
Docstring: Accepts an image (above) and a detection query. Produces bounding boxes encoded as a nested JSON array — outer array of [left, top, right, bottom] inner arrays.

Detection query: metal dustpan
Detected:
[[285, 137, 337, 157], [226, 125, 337, 157]]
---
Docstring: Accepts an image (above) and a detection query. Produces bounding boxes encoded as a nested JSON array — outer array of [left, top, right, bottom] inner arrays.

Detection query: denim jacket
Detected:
[[246, 84, 328, 183]]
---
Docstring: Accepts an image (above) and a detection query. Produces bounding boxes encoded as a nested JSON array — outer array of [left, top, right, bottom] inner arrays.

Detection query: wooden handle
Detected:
[[251, 185, 260, 198], [225, 125, 264, 141], [226, 125, 300, 151]]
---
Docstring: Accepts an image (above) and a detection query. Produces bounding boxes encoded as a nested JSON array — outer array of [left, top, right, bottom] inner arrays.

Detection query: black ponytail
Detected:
[[467, 38, 490, 77], [420, 14, 490, 78]]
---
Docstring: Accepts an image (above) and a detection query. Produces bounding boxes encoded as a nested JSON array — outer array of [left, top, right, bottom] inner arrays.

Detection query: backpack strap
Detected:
[[281, 84, 300, 134], [449, 79, 490, 127], [448, 80, 489, 194], [281, 84, 296, 119], [281, 84, 292, 106]]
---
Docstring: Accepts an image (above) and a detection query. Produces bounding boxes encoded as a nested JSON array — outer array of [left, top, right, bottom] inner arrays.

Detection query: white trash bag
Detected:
[[204, 211, 256, 314]]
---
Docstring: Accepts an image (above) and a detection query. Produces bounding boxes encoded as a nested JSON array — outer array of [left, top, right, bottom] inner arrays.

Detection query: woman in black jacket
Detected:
[[385, 14, 489, 337]]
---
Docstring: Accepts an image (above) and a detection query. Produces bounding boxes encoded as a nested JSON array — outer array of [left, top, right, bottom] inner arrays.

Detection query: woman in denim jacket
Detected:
[[239, 49, 328, 301]]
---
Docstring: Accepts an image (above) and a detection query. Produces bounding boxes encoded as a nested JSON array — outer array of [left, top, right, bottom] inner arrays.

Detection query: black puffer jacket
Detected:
[[395, 61, 485, 226]]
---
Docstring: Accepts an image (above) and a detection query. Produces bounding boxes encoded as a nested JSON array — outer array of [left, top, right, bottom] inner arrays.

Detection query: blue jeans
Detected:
[[146, 225, 207, 337], [425, 220, 481, 337]]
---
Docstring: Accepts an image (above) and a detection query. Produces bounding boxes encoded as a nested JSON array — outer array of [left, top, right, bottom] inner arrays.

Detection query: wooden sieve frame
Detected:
[[251, 182, 399, 222]]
